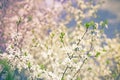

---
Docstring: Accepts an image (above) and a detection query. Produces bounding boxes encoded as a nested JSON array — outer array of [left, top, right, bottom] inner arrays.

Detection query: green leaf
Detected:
[[39, 64, 45, 70], [27, 62, 31, 69], [24, 52, 27, 56], [84, 21, 95, 29], [60, 39, 64, 43], [76, 77, 81, 80], [103, 49, 107, 52], [32, 38, 36, 43], [84, 22, 90, 28], [61, 77, 64, 80], [87, 67, 92, 71], [87, 53, 91, 57], [74, 47, 79, 51], [50, 33, 55, 38], [60, 32, 65, 38], [60, 32, 65, 43], [61, 32, 65, 36], [112, 73, 117, 78], [95, 52, 101, 57], [11, 45, 14, 49], [101, 20, 108, 27], [106, 60, 110, 65]]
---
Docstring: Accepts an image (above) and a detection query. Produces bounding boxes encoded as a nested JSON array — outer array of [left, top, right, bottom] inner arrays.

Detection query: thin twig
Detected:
[[61, 66, 69, 80], [62, 28, 89, 80], [72, 58, 87, 78], [77, 28, 88, 45], [72, 34, 94, 79]]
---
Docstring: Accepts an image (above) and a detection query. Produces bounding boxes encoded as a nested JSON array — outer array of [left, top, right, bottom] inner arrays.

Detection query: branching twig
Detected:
[[77, 28, 88, 45], [72, 58, 87, 79], [62, 28, 90, 80]]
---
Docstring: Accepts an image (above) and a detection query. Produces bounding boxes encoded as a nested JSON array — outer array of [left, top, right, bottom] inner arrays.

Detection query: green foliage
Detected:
[[39, 64, 45, 70], [60, 32, 65, 38], [74, 47, 79, 51], [32, 38, 36, 43], [10, 45, 14, 49], [87, 53, 91, 57], [101, 20, 108, 28], [50, 33, 55, 38], [0, 59, 14, 80], [27, 62, 31, 69], [76, 77, 81, 80], [60, 32, 65, 43], [95, 52, 101, 57], [112, 72, 117, 78], [103, 49, 107, 52], [87, 67, 92, 71], [61, 77, 64, 80], [84, 21, 95, 29], [106, 60, 110, 65], [24, 52, 28, 56]]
